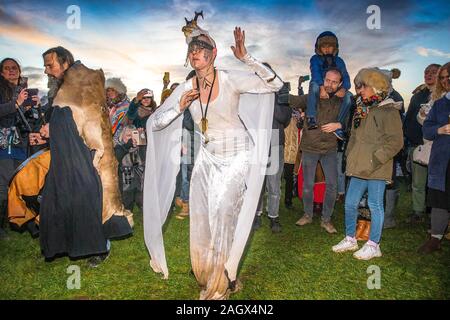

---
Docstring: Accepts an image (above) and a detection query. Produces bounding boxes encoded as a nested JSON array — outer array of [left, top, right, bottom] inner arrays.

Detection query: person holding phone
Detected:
[[0, 57, 37, 239], [127, 88, 157, 130], [114, 125, 146, 212]]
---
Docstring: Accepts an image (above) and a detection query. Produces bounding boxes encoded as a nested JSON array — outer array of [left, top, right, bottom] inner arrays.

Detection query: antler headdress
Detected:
[[181, 11, 216, 67]]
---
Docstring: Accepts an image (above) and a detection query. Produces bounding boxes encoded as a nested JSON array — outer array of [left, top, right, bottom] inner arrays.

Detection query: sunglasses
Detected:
[[188, 39, 214, 54]]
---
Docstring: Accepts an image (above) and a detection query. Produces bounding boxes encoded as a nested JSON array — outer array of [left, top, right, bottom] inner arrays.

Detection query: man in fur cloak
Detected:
[[34, 46, 133, 265]]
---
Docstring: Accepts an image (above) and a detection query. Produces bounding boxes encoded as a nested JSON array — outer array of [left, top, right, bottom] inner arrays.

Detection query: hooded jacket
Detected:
[[310, 31, 351, 90], [345, 98, 404, 183]]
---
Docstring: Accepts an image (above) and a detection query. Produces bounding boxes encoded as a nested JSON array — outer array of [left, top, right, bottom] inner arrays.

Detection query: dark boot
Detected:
[[417, 237, 441, 254], [269, 217, 281, 233], [406, 211, 424, 224], [384, 188, 399, 229], [252, 214, 262, 231], [87, 251, 110, 268]]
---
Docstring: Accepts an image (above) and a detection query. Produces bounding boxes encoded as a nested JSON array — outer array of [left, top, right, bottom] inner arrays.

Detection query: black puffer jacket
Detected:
[[404, 86, 431, 146], [272, 82, 292, 146]]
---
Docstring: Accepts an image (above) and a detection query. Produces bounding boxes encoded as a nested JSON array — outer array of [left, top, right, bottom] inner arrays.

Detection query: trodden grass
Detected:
[[0, 181, 449, 300]]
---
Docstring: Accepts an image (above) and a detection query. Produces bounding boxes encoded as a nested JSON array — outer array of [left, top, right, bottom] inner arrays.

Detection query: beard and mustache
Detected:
[[47, 75, 63, 100]]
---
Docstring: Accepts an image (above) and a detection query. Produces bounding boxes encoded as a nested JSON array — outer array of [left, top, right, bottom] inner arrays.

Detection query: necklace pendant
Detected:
[[201, 117, 208, 135]]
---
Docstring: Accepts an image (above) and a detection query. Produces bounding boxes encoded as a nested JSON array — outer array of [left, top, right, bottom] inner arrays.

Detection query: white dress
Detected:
[[144, 54, 283, 299]]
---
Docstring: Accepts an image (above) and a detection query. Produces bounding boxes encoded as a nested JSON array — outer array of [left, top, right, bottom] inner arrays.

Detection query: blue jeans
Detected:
[[180, 155, 191, 202], [337, 92, 352, 128], [344, 177, 386, 243], [306, 81, 352, 128], [306, 81, 320, 118]]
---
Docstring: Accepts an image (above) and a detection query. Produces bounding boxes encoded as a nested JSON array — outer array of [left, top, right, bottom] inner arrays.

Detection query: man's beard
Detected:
[[47, 76, 62, 100], [324, 86, 337, 97]]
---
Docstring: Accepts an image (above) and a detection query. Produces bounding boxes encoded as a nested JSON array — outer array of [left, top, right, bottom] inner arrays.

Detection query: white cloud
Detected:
[[416, 46, 450, 58]]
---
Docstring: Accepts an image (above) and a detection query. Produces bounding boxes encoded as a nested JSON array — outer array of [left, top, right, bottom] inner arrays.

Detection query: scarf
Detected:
[[353, 92, 387, 129], [137, 104, 155, 119]]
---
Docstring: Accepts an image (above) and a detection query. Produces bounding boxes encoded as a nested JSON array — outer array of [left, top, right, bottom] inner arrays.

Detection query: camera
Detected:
[[277, 82, 291, 105]]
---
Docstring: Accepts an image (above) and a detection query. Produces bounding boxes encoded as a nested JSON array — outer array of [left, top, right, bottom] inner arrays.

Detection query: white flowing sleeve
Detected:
[[229, 53, 284, 94], [150, 85, 185, 131]]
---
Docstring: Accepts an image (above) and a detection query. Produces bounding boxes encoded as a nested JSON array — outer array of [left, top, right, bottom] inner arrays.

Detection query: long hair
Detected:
[[432, 62, 450, 101], [0, 58, 22, 102]]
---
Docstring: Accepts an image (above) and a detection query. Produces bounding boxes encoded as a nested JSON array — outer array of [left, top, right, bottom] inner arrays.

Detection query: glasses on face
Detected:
[[188, 44, 207, 55], [142, 97, 152, 99]]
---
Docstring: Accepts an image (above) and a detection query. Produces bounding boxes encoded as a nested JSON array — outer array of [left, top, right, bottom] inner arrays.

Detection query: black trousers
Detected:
[[284, 163, 295, 205], [122, 188, 143, 211], [0, 158, 21, 228]]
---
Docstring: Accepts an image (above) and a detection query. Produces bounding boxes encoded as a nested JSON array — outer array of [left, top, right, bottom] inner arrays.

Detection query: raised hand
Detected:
[[231, 27, 247, 60], [136, 89, 148, 102]]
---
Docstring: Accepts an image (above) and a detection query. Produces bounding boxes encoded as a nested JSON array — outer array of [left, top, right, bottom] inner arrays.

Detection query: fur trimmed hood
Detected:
[[105, 77, 127, 95], [315, 31, 339, 56], [354, 68, 392, 95]]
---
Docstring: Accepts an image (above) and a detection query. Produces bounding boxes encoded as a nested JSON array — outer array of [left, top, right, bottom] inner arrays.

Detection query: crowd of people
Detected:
[[0, 14, 449, 299]]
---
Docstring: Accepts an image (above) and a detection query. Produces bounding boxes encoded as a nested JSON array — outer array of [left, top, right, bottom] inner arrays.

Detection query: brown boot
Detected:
[[175, 197, 183, 208], [417, 237, 441, 254], [176, 202, 189, 220]]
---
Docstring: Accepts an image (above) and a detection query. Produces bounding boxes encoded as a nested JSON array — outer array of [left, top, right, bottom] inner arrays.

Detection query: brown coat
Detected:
[[53, 63, 133, 227], [284, 117, 299, 164], [345, 99, 404, 183], [289, 94, 341, 154]]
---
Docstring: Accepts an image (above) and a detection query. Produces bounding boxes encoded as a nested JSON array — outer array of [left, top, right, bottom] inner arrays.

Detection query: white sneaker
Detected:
[[353, 242, 382, 260], [332, 237, 359, 253]]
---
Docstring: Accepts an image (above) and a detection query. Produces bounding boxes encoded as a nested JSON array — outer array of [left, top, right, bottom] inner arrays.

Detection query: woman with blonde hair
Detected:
[[418, 62, 450, 253], [332, 68, 404, 260]]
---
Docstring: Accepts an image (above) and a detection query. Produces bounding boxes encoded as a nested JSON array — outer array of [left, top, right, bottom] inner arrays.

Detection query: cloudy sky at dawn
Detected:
[[1, 0, 449, 106]]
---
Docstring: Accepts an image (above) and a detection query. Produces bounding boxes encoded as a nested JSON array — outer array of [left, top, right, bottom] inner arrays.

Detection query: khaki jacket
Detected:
[[346, 99, 404, 183]]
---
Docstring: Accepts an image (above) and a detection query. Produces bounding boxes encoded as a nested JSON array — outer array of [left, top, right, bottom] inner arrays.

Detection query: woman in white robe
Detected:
[[144, 26, 283, 299]]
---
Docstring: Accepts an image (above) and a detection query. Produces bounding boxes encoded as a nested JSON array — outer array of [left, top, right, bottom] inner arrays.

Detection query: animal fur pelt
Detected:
[[53, 63, 134, 227]]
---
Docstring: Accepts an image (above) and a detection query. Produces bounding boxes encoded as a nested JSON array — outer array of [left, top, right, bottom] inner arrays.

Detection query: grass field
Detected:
[[0, 182, 449, 300]]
